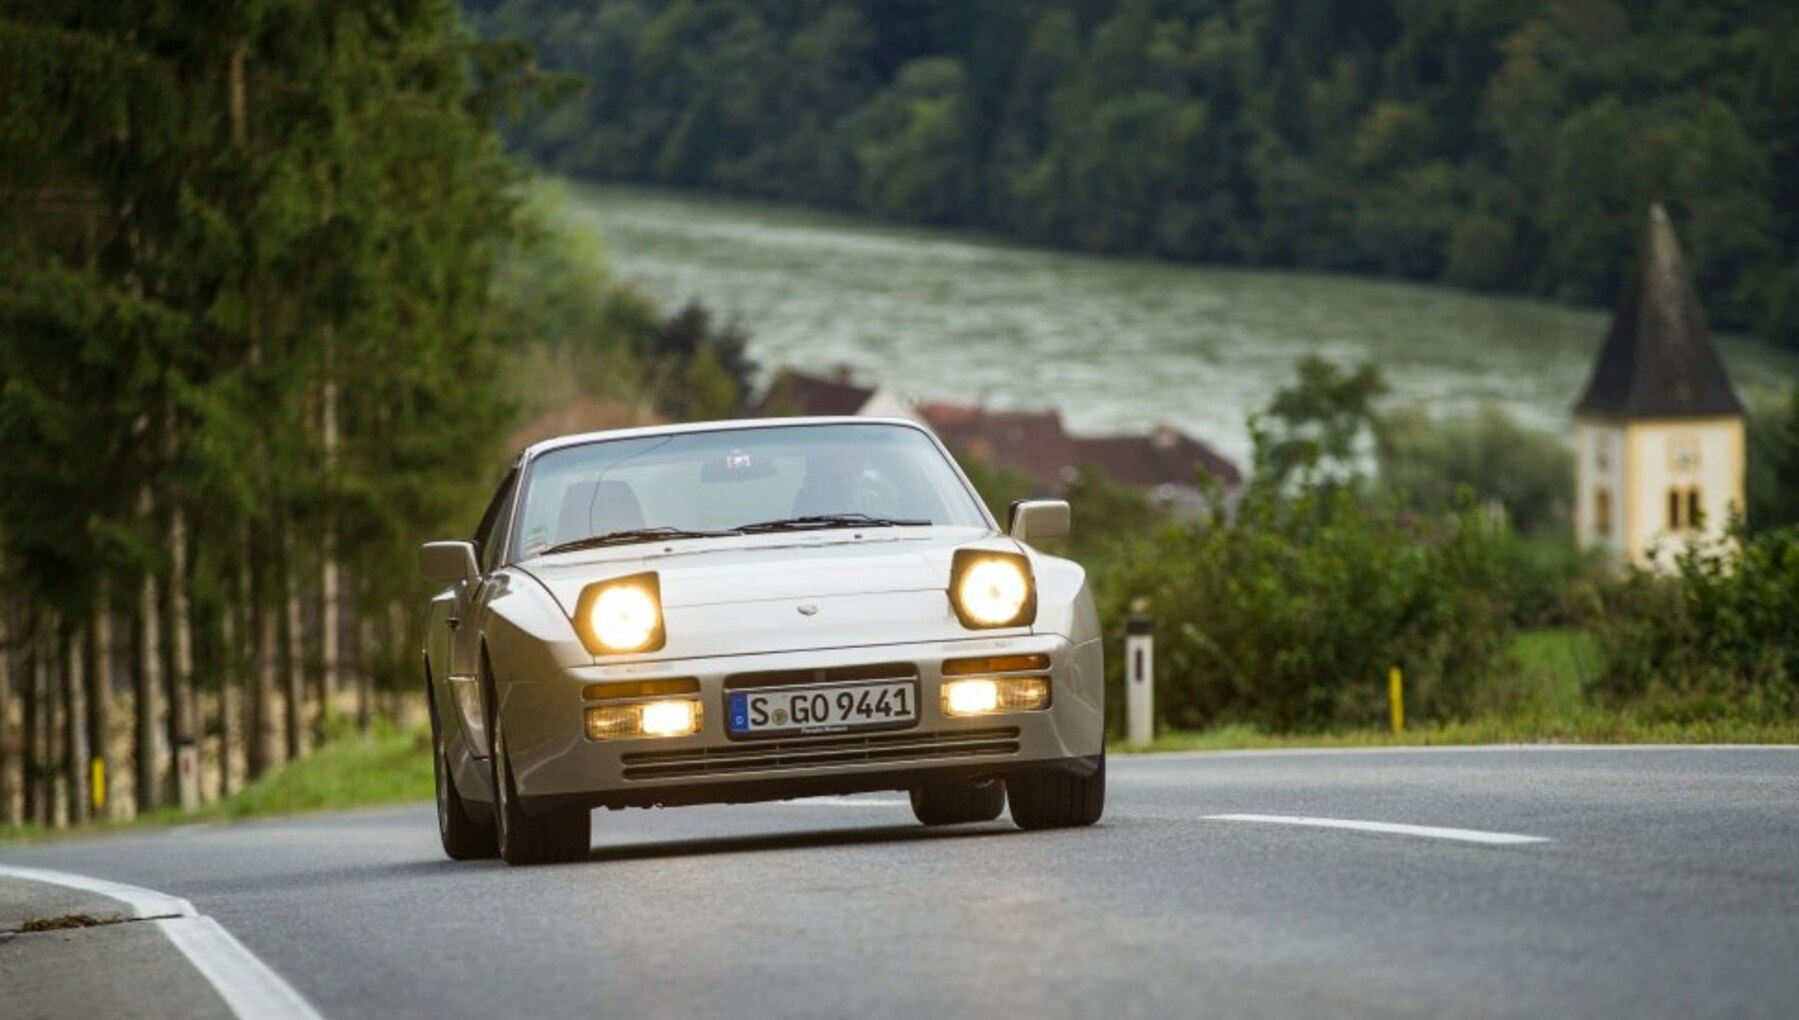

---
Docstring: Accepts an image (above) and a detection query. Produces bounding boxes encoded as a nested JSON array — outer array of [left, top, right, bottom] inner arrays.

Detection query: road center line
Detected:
[[0, 863, 324, 1020], [1202, 814, 1552, 845]]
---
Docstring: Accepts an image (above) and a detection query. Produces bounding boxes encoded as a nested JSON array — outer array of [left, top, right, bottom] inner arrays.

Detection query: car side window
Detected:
[[472, 467, 520, 573]]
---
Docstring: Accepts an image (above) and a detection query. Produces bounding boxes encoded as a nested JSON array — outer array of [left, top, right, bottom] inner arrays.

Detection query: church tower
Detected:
[[1573, 204, 1745, 570]]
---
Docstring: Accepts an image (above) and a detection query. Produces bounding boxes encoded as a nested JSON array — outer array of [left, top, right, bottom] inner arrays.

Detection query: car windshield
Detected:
[[509, 423, 990, 560]]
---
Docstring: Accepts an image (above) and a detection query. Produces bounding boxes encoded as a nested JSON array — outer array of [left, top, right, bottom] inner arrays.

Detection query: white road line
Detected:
[[0, 862, 195, 919], [0, 864, 324, 1020], [1203, 814, 1552, 845], [158, 916, 325, 1020]]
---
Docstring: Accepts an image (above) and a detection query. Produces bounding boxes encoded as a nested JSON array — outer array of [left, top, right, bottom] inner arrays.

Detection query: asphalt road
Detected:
[[4, 746, 1798, 1019]]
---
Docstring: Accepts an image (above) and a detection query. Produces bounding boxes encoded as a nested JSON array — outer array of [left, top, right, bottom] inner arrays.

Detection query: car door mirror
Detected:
[[1007, 500, 1070, 543], [420, 541, 480, 584]]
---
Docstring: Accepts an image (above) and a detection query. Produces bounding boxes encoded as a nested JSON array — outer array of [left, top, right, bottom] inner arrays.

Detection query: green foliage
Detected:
[[644, 300, 756, 420], [1098, 486, 1515, 734], [1375, 405, 1574, 536], [1576, 526, 1799, 717], [1253, 356, 1387, 490], [1747, 387, 1799, 532], [468, 0, 1799, 352]]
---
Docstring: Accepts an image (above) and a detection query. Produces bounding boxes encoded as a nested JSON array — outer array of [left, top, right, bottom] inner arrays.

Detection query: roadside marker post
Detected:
[[1126, 612, 1154, 746], [1389, 665, 1404, 734], [91, 757, 106, 814], [177, 740, 200, 813]]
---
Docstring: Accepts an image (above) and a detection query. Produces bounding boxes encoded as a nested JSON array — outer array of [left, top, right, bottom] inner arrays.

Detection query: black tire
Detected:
[[909, 779, 1006, 826], [492, 720, 590, 866], [431, 689, 497, 861], [1007, 754, 1106, 831]]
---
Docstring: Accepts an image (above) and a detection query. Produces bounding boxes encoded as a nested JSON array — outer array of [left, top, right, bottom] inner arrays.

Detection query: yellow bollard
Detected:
[[90, 758, 106, 813], [1388, 666, 1405, 734]]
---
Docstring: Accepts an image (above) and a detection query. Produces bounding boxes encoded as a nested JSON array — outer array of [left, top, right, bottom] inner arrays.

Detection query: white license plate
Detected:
[[727, 681, 917, 738]]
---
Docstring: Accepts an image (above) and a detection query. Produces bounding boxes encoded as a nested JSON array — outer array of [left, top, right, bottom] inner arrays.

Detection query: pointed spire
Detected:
[[1574, 204, 1743, 419]]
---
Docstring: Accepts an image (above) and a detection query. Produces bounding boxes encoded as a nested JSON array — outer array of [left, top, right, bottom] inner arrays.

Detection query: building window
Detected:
[[1667, 488, 1683, 531], [1687, 487, 1703, 529], [1594, 487, 1613, 538]]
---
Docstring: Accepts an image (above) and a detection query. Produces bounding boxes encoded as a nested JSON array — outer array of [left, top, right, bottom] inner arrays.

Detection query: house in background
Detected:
[[1573, 204, 1745, 570], [917, 402, 1241, 511], [750, 366, 920, 421], [750, 367, 1242, 510]]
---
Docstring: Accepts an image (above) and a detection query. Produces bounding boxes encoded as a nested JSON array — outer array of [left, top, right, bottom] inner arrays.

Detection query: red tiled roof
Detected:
[[752, 368, 874, 417], [919, 403, 1074, 494], [1070, 427, 1242, 490], [921, 402, 1240, 496]]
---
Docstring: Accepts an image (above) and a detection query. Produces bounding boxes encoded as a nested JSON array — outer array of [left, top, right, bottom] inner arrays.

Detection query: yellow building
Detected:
[[1574, 205, 1745, 570]]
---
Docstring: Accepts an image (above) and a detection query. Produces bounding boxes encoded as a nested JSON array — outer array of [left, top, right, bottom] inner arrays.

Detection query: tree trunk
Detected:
[[22, 619, 45, 825], [0, 591, 16, 826], [320, 327, 340, 740], [63, 627, 87, 826], [162, 476, 195, 801], [136, 566, 162, 816], [357, 615, 375, 734], [219, 599, 239, 798], [282, 551, 305, 761], [87, 583, 113, 820]]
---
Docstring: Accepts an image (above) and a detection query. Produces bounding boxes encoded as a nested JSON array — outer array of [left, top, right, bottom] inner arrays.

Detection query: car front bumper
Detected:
[[493, 632, 1104, 813]]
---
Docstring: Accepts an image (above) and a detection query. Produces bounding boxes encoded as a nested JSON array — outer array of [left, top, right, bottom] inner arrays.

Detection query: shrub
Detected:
[[1097, 486, 1515, 734], [1578, 525, 1799, 716]]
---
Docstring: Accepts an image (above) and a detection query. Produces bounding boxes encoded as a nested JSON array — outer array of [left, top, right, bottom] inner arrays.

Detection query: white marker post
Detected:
[[1126, 612, 1154, 745], [177, 739, 200, 813]]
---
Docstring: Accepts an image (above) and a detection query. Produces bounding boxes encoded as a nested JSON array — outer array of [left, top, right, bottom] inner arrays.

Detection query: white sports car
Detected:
[[420, 417, 1105, 864]]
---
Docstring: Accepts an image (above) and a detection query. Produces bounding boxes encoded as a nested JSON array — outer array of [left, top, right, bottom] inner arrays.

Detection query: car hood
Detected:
[[517, 527, 1004, 617]]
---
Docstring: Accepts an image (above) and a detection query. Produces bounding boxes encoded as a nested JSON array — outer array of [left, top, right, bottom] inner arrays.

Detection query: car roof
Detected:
[[518, 416, 937, 462]]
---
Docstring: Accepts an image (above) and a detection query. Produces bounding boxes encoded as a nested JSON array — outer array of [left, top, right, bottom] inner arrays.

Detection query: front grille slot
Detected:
[[723, 662, 918, 690], [621, 726, 1021, 781]]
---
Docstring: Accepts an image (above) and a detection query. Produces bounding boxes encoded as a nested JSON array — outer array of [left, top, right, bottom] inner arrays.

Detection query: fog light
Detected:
[[641, 699, 700, 737], [944, 679, 1000, 715], [941, 677, 1052, 716], [585, 698, 703, 740]]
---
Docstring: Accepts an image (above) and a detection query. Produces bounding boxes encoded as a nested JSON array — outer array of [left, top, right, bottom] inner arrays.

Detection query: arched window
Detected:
[[1594, 487, 1613, 538], [1667, 488, 1683, 531], [1687, 487, 1703, 529]]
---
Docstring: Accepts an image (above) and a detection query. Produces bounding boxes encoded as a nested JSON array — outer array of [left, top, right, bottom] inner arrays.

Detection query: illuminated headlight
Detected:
[[941, 677, 1051, 716], [575, 573, 665, 655], [586, 699, 703, 740], [949, 550, 1036, 629]]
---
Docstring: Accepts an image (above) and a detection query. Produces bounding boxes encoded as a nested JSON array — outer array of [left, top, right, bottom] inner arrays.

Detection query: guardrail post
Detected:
[[1126, 612, 1154, 745]]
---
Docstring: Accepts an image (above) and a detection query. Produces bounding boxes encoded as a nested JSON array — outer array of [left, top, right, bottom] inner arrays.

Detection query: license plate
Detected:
[[727, 681, 917, 738]]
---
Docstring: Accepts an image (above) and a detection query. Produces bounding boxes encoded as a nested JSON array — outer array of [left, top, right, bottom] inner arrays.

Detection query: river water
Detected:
[[567, 183, 1796, 467]]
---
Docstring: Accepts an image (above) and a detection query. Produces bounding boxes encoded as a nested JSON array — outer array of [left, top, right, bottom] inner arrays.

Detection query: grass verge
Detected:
[[1, 720, 433, 844], [1117, 713, 1799, 753]]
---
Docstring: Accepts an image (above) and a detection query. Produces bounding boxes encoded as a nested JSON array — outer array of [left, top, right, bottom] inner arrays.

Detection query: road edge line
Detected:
[[158, 916, 326, 1020], [0, 862, 196, 919], [1204, 813, 1552, 845], [0, 863, 323, 1020]]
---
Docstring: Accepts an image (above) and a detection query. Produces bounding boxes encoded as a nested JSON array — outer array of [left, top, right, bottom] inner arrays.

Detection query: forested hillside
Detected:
[[466, 0, 1799, 352]]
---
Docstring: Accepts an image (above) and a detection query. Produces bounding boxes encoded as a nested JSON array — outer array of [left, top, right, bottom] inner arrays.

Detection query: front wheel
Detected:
[[432, 693, 496, 860], [910, 779, 1005, 826], [1007, 754, 1105, 830], [492, 720, 590, 866]]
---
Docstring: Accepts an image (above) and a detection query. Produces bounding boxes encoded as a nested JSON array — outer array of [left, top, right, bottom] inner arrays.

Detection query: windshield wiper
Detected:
[[539, 527, 735, 556], [734, 513, 931, 534]]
